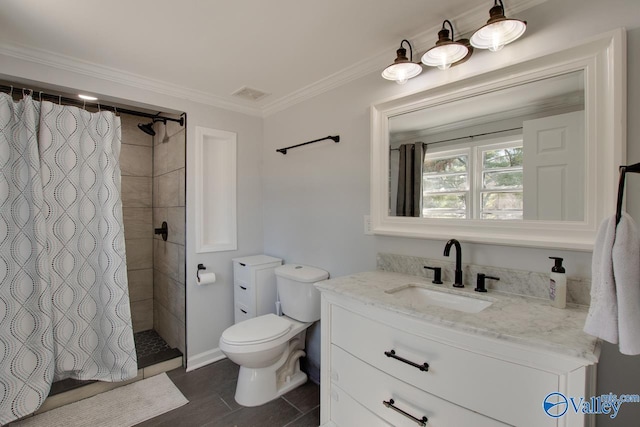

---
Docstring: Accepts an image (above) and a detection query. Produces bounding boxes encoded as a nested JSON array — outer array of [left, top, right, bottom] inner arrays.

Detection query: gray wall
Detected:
[[262, 0, 640, 423]]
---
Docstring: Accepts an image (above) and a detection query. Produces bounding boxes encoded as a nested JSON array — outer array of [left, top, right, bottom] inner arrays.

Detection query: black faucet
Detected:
[[443, 239, 464, 287]]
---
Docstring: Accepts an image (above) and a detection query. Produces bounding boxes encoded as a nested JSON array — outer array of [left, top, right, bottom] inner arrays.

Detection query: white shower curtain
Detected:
[[0, 93, 137, 424]]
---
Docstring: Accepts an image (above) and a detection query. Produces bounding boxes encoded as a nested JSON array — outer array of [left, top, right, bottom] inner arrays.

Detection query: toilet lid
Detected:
[[222, 314, 292, 345]]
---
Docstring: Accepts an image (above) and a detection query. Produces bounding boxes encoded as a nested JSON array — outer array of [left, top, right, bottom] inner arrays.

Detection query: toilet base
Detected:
[[234, 365, 308, 407], [234, 331, 308, 407]]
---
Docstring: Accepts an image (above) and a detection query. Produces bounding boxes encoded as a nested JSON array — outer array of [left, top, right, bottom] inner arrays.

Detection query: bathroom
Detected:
[[1, 0, 640, 426]]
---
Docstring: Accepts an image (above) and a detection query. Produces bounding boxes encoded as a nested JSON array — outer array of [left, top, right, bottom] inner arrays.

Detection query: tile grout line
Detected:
[[281, 404, 319, 427]]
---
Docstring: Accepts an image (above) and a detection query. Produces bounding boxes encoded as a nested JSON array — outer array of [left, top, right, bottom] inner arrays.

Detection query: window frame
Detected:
[[422, 146, 471, 219], [422, 135, 523, 220], [474, 138, 524, 220]]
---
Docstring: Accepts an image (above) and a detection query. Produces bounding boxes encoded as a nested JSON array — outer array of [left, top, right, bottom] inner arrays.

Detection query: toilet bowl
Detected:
[[219, 263, 328, 407], [220, 314, 310, 406]]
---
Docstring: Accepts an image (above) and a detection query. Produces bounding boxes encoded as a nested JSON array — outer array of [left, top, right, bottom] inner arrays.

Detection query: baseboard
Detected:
[[186, 348, 226, 372]]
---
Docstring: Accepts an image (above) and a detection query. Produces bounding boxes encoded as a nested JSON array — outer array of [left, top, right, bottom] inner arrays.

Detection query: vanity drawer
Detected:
[[331, 345, 509, 427], [331, 305, 557, 427], [329, 384, 391, 427]]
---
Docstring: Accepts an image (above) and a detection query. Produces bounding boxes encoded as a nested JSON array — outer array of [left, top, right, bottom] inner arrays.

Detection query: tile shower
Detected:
[[120, 113, 186, 357]]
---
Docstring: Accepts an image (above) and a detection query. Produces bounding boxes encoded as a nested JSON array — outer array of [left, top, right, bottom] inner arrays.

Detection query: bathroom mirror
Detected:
[[370, 31, 625, 250]]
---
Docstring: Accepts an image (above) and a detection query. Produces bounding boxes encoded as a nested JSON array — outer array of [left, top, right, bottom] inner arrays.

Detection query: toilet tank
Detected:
[[275, 264, 329, 322]]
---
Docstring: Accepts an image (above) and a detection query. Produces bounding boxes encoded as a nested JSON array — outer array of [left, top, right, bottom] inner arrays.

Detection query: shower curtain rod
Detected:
[[0, 84, 184, 121], [389, 126, 523, 150]]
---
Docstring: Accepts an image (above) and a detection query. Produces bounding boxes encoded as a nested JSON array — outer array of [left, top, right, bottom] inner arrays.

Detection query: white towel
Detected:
[[584, 215, 618, 343], [584, 213, 640, 355]]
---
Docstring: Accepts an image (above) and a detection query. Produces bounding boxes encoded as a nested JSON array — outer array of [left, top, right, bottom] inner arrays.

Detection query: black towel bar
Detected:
[[616, 162, 640, 225], [276, 135, 340, 155]]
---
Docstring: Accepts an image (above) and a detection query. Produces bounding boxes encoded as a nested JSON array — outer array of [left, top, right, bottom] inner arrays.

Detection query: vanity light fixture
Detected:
[[421, 20, 472, 70], [78, 94, 98, 101], [470, 0, 527, 52], [382, 39, 423, 85]]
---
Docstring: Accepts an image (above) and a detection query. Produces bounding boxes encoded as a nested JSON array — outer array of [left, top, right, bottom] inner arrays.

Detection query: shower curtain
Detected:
[[0, 93, 137, 424]]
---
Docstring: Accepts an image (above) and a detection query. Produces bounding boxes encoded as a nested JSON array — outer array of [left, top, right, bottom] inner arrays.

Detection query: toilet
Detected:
[[219, 263, 328, 407]]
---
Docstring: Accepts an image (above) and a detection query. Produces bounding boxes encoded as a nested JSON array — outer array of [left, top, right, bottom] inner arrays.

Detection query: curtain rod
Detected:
[[390, 126, 523, 151], [0, 84, 184, 121]]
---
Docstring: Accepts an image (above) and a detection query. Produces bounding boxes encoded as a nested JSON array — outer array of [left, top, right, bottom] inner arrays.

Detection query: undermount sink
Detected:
[[385, 284, 494, 313]]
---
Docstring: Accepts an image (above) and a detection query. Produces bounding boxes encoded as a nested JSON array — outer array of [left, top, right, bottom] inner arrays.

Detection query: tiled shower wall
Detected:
[[152, 119, 186, 355], [120, 113, 154, 332]]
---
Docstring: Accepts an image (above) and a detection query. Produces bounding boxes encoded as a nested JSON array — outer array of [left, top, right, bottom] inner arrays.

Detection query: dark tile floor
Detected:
[[136, 358, 320, 427]]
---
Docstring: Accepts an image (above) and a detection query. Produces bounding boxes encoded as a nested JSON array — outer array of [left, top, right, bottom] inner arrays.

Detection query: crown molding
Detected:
[[262, 0, 548, 117], [0, 0, 547, 119], [0, 43, 263, 117]]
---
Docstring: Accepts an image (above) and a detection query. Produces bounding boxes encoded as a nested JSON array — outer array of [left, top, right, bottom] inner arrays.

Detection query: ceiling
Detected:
[[0, 0, 541, 116]]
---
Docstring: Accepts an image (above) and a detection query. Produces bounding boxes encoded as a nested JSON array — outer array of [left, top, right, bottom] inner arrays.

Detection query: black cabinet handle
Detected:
[[240, 309, 247, 314], [239, 262, 246, 266], [239, 286, 247, 290], [383, 399, 428, 426], [384, 350, 429, 372]]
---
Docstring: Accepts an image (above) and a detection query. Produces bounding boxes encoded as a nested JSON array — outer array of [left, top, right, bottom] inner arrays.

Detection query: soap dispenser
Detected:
[[549, 257, 566, 309]]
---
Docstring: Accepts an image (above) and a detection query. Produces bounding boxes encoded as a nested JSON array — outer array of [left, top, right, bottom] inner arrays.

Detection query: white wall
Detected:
[[262, 0, 640, 424], [0, 52, 265, 369]]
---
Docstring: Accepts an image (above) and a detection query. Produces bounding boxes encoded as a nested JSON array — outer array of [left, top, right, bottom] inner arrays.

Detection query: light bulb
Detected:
[[438, 56, 452, 70], [396, 72, 409, 85], [490, 34, 504, 51]]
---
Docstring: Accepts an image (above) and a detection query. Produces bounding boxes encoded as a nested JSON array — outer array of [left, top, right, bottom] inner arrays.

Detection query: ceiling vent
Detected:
[[232, 86, 270, 102]]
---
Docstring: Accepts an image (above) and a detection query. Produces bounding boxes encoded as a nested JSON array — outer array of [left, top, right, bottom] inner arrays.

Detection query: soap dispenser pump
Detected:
[[549, 257, 566, 309]]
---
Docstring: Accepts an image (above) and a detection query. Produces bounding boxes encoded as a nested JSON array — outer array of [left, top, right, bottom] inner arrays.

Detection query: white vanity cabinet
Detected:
[[232, 255, 282, 323], [319, 292, 597, 427]]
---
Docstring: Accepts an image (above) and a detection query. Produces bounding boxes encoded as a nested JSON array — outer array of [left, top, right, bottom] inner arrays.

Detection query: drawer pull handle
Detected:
[[384, 350, 429, 372], [383, 399, 428, 426], [240, 286, 247, 290], [240, 309, 247, 314], [239, 262, 246, 266]]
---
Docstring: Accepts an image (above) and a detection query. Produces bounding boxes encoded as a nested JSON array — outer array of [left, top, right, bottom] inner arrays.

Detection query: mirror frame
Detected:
[[370, 30, 625, 250]]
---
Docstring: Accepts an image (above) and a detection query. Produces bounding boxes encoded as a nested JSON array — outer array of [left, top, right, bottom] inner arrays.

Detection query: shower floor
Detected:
[[49, 329, 182, 397], [134, 329, 182, 368]]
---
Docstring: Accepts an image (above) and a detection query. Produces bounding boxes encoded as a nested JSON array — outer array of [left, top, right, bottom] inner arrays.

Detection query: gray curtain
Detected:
[[396, 142, 426, 216]]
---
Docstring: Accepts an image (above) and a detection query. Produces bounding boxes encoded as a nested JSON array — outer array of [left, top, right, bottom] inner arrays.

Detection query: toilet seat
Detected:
[[221, 314, 292, 346]]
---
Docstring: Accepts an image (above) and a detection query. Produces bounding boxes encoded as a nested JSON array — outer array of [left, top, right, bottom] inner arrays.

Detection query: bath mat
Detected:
[[13, 373, 188, 427]]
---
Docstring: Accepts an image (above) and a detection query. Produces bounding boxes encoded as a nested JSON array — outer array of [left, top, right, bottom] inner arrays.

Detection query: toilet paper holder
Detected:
[[197, 264, 206, 281]]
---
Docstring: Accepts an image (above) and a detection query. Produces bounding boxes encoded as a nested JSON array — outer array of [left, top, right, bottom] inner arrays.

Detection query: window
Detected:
[[422, 149, 470, 219], [479, 144, 523, 220], [422, 137, 523, 220]]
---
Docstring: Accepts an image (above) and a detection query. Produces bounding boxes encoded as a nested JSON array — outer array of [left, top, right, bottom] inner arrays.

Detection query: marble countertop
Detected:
[[315, 270, 599, 363]]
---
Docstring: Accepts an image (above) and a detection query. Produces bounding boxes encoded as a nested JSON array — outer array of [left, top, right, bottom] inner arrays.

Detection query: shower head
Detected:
[[137, 122, 156, 136], [137, 116, 184, 137]]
